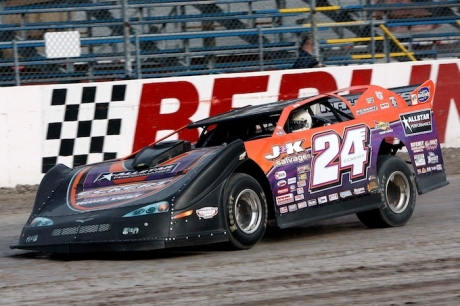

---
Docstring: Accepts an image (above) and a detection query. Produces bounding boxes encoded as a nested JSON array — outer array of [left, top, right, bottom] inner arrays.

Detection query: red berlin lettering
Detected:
[[133, 65, 458, 150]]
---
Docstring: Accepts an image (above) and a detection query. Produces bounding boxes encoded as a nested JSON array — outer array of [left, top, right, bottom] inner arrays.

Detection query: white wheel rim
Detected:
[[385, 171, 410, 213], [235, 189, 262, 234]]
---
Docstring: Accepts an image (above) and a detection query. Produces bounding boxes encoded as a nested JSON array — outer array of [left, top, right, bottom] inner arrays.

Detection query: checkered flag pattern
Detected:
[[42, 85, 126, 173]]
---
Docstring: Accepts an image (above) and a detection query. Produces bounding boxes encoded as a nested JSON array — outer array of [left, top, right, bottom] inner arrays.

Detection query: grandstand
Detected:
[[0, 0, 459, 86]]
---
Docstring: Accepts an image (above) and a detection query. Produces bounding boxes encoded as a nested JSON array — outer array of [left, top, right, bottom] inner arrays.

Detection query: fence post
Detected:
[[310, 0, 320, 59], [258, 28, 264, 71], [121, 0, 133, 79], [13, 40, 20, 86], [135, 34, 142, 79], [370, 19, 375, 63]]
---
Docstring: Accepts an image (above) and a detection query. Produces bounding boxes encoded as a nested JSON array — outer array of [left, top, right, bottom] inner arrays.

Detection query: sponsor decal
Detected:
[[290, 185, 296, 191], [277, 188, 289, 195], [277, 180, 287, 187], [288, 204, 298, 212], [375, 91, 384, 100], [422, 167, 426, 173], [275, 171, 287, 180], [280, 206, 288, 214], [367, 181, 378, 192], [287, 177, 297, 184], [328, 193, 339, 201], [295, 194, 304, 201], [77, 180, 172, 199], [417, 169, 421, 174], [366, 97, 374, 103], [353, 187, 365, 195], [297, 165, 310, 173], [275, 153, 311, 167], [123, 227, 139, 235], [276, 193, 294, 206], [318, 196, 328, 204], [410, 141, 425, 152], [426, 167, 432, 172], [298, 173, 307, 181], [94, 164, 178, 182], [411, 94, 418, 105], [239, 152, 247, 160], [374, 121, 393, 135], [276, 130, 286, 136], [380, 103, 389, 109], [417, 86, 430, 103], [76, 193, 144, 207], [298, 201, 308, 209], [400, 109, 432, 136], [307, 199, 317, 207], [340, 190, 352, 198], [425, 139, 438, 151], [390, 96, 398, 107], [414, 153, 426, 166], [436, 164, 443, 171], [265, 140, 305, 160], [427, 152, 439, 164], [297, 180, 306, 187], [297, 187, 304, 194], [356, 105, 378, 115], [196, 207, 218, 219]]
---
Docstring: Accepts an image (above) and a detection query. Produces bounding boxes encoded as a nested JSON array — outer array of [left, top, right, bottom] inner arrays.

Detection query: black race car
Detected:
[[11, 80, 448, 253]]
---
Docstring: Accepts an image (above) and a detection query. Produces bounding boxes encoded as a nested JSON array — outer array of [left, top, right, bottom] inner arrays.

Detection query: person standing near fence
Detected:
[[292, 33, 323, 69]]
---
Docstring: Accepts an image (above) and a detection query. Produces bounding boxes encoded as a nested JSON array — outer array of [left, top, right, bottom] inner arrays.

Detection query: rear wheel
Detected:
[[357, 155, 416, 228], [224, 173, 267, 249]]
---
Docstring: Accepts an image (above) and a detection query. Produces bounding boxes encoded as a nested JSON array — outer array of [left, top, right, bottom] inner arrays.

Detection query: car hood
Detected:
[[34, 146, 224, 218]]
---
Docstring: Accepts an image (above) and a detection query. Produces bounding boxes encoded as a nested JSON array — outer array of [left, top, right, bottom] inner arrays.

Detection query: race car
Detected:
[[11, 79, 449, 253]]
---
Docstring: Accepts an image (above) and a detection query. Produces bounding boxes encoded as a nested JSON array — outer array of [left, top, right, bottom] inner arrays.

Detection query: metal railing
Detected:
[[0, 0, 458, 86]]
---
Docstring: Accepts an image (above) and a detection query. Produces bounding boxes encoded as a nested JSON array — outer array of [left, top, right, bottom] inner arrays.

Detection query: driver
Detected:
[[289, 108, 312, 132]]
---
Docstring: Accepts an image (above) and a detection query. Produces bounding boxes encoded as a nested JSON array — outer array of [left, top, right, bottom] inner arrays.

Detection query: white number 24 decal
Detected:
[[310, 125, 370, 191]]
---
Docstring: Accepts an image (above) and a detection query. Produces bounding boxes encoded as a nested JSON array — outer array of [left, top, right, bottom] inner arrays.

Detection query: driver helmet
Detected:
[[290, 108, 312, 132]]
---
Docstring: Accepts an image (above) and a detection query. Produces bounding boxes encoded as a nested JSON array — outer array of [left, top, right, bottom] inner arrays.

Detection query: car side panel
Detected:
[[244, 83, 448, 228], [245, 120, 380, 228]]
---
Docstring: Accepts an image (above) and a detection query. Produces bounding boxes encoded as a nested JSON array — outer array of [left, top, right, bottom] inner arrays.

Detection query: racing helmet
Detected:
[[290, 108, 312, 132]]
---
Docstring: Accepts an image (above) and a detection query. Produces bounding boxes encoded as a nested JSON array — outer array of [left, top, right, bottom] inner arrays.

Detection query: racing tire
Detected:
[[224, 173, 268, 250], [356, 155, 416, 228]]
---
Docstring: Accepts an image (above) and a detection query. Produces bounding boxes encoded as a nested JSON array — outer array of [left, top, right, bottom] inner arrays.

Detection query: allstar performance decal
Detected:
[[399, 109, 432, 136], [94, 164, 178, 182]]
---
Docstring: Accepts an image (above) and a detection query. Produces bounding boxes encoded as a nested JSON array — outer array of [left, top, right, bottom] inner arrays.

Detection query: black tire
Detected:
[[357, 155, 416, 228], [224, 173, 268, 250]]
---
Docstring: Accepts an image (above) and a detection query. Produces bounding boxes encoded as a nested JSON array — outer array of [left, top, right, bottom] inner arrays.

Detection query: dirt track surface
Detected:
[[1, 149, 459, 305]]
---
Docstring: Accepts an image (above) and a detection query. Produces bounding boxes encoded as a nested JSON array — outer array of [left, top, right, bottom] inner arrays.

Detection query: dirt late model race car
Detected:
[[12, 79, 449, 254]]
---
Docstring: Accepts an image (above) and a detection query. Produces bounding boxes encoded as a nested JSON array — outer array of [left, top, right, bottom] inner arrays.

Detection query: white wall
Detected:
[[0, 59, 459, 187]]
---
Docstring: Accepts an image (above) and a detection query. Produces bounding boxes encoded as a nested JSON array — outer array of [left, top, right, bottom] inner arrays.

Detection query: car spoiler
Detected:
[[327, 84, 419, 107]]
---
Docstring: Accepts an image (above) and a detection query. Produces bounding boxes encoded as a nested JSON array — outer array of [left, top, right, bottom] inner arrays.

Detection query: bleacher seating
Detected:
[[0, 0, 458, 86]]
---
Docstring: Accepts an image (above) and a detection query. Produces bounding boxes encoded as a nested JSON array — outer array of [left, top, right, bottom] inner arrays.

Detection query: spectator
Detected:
[[292, 33, 323, 69]]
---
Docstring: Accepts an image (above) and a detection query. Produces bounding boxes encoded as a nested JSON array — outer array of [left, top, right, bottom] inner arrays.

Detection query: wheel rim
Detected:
[[234, 189, 262, 234], [385, 171, 410, 213]]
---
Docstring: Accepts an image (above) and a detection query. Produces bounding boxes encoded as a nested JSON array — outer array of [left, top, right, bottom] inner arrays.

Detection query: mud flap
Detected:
[[416, 171, 449, 195]]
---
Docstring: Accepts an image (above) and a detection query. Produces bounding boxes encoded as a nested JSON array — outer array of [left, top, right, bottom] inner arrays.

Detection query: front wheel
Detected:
[[357, 155, 416, 228], [224, 173, 267, 250]]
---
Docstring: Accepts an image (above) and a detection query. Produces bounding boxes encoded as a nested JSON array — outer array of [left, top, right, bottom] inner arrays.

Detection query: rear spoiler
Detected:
[[327, 84, 420, 106]]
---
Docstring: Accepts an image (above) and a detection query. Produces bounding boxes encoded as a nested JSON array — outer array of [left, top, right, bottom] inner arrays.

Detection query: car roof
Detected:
[[187, 84, 418, 128], [187, 97, 306, 128]]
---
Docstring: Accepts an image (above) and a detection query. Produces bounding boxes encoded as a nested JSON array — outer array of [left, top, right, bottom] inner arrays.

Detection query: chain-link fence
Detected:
[[0, 0, 459, 86]]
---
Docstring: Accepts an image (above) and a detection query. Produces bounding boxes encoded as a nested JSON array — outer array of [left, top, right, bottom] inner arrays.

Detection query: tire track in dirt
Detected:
[[1, 176, 459, 305]]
